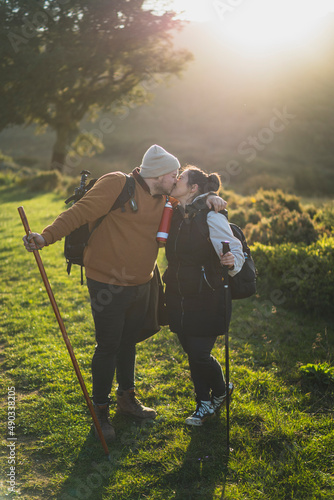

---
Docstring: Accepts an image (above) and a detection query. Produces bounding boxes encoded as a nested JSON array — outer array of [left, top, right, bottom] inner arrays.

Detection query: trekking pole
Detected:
[[18, 206, 109, 457], [222, 241, 231, 457]]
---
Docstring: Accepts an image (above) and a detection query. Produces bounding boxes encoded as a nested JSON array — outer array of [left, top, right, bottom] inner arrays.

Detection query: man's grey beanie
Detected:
[[139, 145, 180, 178]]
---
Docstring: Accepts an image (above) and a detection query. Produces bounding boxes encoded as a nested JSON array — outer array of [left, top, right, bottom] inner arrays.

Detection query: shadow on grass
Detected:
[[55, 424, 129, 500], [56, 413, 230, 500], [297, 379, 334, 415], [159, 416, 230, 500], [56, 412, 161, 500], [55, 457, 106, 499], [230, 300, 333, 376]]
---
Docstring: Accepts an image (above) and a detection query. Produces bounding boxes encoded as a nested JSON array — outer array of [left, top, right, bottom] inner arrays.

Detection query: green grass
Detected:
[[0, 185, 333, 499]]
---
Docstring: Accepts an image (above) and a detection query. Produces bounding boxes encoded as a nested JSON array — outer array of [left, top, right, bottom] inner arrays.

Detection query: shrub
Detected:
[[299, 363, 334, 390], [304, 204, 317, 220], [0, 149, 15, 165], [228, 208, 247, 228], [228, 207, 262, 228], [220, 189, 249, 210], [15, 156, 41, 167], [0, 173, 16, 186], [19, 167, 35, 177], [225, 189, 319, 245], [247, 210, 262, 225], [251, 189, 303, 216], [314, 201, 334, 235], [246, 208, 319, 245], [19, 170, 63, 192], [251, 236, 334, 316]]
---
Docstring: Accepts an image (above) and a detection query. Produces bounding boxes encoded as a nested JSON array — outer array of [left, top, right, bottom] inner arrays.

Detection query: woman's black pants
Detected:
[[177, 332, 226, 402]]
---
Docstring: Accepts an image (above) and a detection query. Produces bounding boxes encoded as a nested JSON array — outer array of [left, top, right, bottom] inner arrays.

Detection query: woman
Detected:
[[163, 166, 245, 426]]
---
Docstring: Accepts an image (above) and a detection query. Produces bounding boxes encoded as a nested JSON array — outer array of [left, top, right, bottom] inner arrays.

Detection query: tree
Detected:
[[0, 0, 192, 172]]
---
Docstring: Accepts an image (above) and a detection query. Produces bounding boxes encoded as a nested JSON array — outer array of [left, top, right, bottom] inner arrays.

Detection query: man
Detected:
[[23, 145, 226, 440]]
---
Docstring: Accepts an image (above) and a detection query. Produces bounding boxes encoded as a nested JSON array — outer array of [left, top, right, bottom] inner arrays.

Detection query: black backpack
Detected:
[[192, 208, 257, 300], [226, 220, 257, 299], [64, 170, 136, 283]]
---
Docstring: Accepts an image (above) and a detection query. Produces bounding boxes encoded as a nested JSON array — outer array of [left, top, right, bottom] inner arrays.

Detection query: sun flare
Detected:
[[168, 0, 334, 55], [215, 0, 325, 54]]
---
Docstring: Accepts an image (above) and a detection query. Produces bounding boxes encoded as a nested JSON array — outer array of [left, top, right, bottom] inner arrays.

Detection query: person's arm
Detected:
[[184, 193, 227, 217], [194, 192, 227, 212], [207, 211, 245, 276], [169, 193, 226, 211], [22, 172, 126, 251], [205, 193, 227, 212]]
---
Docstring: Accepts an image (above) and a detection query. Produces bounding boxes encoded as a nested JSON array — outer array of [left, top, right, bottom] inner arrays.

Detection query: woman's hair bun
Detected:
[[207, 173, 221, 192], [186, 166, 221, 194]]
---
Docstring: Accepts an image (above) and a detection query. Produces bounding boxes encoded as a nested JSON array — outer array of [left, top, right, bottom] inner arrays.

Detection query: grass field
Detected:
[[0, 184, 333, 499]]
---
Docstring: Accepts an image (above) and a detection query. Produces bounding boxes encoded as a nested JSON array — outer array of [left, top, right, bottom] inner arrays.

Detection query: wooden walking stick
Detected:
[[18, 206, 109, 457]]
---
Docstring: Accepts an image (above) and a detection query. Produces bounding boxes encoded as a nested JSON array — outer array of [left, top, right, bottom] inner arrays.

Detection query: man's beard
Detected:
[[156, 183, 176, 196]]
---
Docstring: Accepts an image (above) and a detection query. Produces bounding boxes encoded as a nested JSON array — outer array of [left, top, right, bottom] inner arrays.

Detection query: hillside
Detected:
[[1, 18, 334, 196]]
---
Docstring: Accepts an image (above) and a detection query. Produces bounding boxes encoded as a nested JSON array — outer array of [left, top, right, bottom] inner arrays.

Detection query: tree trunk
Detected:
[[50, 126, 71, 173]]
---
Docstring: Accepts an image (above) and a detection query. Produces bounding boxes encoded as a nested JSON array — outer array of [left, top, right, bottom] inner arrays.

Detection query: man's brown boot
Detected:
[[116, 389, 157, 419], [93, 404, 116, 441]]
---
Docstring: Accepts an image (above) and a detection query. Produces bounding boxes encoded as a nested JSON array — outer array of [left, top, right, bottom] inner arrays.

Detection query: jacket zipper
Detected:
[[175, 219, 185, 329], [201, 266, 215, 291]]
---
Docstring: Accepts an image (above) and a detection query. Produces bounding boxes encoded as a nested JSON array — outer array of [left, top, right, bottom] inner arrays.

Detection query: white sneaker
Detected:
[[212, 382, 234, 413], [185, 400, 215, 426]]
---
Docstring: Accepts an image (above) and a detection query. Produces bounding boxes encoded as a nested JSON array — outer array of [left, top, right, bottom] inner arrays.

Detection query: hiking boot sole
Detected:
[[185, 412, 216, 426], [116, 408, 157, 420], [93, 424, 116, 441]]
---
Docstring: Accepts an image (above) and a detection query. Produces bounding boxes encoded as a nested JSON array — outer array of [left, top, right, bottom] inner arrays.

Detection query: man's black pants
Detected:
[[87, 279, 150, 405]]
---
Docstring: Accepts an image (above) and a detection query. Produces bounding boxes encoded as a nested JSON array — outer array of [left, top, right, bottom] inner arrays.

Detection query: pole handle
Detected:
[[18, 205, 32, 235], [221, 240, 230, 256]]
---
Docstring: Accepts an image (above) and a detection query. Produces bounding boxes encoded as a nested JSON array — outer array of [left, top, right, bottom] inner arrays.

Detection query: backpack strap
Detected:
[[87, 174, 136, 242], [191, 207, 229, 240], [110, 175, 136, 212], [229, 222, 251, 258]]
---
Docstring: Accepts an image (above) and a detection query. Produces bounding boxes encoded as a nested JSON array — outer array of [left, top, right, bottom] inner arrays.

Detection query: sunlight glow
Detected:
[[167, 0, 334, 54], [161, 0, 211, 21], [216, 0, 329, 54]]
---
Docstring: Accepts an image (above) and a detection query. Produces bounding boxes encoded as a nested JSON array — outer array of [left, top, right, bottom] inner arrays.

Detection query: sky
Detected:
[[169, 0, 334, 22], [164, 0, 334, 54]]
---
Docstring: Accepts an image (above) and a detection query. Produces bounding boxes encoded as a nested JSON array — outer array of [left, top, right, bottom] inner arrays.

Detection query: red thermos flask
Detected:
[[157, 199, 173, 243]]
